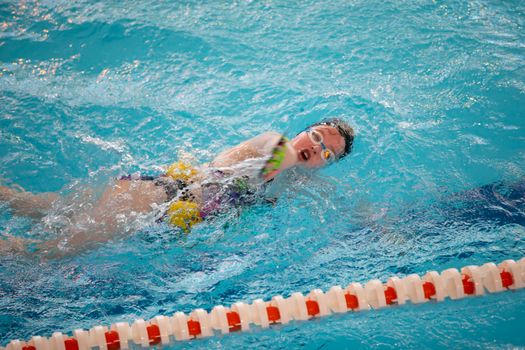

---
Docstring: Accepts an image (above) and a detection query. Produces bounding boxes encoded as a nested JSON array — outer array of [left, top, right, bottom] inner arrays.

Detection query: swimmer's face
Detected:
[[291, 125, 346, 168]]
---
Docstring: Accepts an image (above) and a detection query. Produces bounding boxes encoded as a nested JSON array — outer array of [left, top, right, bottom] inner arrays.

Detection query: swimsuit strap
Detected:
[[155, 176, 194, 202], [119, 174, 156, 181]]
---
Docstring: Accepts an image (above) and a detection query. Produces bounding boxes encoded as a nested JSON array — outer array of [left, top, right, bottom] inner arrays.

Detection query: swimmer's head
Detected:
[[291, 118, 354, 168]]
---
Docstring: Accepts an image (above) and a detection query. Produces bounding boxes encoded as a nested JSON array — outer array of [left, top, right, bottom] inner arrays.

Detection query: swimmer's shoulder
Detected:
[[247, 131, 282, 148]]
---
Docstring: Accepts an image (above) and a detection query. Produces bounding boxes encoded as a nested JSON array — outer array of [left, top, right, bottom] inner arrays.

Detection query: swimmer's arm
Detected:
[[211, 131, 282, 168], [0, 186, 58, 219]]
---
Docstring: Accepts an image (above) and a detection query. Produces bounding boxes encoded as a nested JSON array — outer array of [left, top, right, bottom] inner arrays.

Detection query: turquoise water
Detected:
[[1, 0, 525, 348]]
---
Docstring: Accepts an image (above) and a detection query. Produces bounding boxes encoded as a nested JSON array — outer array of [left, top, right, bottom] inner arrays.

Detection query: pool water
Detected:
[[1, 0, 525, 348]]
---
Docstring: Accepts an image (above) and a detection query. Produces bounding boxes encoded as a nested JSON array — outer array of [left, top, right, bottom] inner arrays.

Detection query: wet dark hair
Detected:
[[309, 118, 355, 159]]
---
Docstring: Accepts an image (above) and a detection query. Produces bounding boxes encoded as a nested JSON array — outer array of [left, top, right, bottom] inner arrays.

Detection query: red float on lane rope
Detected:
[[64, 339, 78, 350], [462, 275, 475, 295], [187, 320, 202, 337], [500, 271, 513, 288], [305, 300, 320, 316], [146, 325, 161, 345], [104, 330, 120, 350], [422, 282, 436, 299], [226, 312, 241, 331], [384, 286, 397, 305], [345, 293, 359, 309], [266, 306, 281, 323]]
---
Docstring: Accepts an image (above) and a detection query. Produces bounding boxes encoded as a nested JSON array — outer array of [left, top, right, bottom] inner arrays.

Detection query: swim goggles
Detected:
[[304, 127, 336, 164]]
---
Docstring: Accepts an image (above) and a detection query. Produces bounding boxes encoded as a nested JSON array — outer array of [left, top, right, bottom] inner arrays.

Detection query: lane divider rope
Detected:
[[2, 257, 524, 350]]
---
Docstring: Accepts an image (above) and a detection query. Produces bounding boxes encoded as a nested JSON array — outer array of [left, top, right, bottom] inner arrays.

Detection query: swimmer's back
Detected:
[[96, 179, 167, 215]]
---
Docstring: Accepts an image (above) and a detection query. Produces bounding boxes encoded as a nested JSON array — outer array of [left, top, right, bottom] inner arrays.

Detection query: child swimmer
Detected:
[[0, 118, 354, 256]]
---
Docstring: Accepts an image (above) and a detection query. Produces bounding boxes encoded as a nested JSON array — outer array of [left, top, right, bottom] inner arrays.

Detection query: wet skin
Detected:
[[291, 125, 346, 168]]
